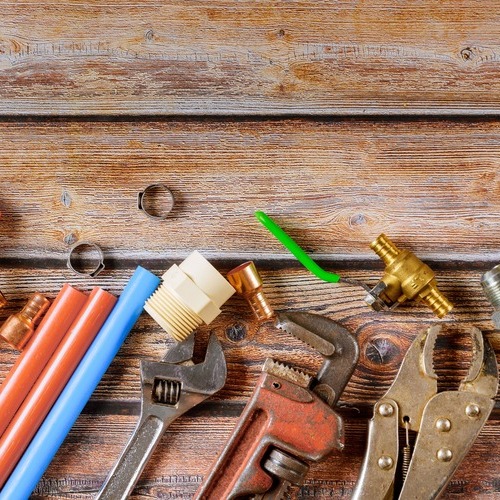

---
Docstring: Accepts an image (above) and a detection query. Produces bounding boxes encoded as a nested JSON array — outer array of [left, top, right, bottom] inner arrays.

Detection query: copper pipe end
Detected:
[[227, 261, 274, 322], [0, 293, 51, 350]]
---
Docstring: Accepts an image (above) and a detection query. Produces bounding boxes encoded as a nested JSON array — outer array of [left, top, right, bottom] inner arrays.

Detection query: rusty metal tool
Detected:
[[97, 332, 227, 500], [195, 311, 359, 499], [352, 324, 498, 500]]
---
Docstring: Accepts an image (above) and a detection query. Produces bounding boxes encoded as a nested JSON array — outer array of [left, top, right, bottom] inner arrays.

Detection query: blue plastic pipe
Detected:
[[0, 266, 160, 500]]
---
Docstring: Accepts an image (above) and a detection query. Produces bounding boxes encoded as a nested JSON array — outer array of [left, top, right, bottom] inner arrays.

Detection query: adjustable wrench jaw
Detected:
[[97, 334, 227, 500], [195, 366, 344, 500], [141, 332, 227, 422]]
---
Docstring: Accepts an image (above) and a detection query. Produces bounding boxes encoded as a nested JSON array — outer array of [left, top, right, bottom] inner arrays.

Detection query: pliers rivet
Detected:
[[436, 448, 453, 462], [378, 456, 394, 470], [435, 418, 451, 432], [465, 403, 481, 418], [378, 403, 394, 417]]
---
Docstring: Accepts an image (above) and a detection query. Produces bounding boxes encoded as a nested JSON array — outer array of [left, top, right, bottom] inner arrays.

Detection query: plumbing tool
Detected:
[[97, 332, 227, 500], [195, 311, 359, 499], [352, 325, 498, 499]]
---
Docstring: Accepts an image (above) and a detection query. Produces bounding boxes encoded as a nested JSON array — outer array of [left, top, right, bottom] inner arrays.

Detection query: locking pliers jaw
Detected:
[[353, 325, 498, 500]]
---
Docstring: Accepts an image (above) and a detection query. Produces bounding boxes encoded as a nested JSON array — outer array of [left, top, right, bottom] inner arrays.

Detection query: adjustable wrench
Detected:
[[195, 311, 359, 499], [97, 333, 226, 500]]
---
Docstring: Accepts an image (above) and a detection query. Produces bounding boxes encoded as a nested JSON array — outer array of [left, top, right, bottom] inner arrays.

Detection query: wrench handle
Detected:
[[97, 414, 170, 500]]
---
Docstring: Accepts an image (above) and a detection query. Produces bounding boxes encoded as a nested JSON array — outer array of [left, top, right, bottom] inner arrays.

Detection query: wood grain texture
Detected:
[[29, 415, 500, 499], [0, 120, 499, 260], [0, 1, 499, 115]]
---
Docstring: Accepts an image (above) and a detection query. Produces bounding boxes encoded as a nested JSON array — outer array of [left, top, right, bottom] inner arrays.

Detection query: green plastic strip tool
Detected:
[[254, 210, 341, 283]]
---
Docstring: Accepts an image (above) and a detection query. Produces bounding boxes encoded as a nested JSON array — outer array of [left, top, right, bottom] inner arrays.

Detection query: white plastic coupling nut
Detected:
[[144, 251, 236, 341]]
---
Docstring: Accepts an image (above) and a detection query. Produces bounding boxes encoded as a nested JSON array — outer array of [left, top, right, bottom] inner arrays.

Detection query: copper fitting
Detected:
[[227, 261, 274, 322], [0, 293, 51, 350], [366, 234, 453, 318]]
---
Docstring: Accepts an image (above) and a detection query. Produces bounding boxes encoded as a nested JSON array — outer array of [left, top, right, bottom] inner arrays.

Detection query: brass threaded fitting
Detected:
[[366, 234, 453, 318], [227, 261, 274, 322], [0, 293, 51, 350], [370, 234, 400, 266], [419, 285, 454, 319]]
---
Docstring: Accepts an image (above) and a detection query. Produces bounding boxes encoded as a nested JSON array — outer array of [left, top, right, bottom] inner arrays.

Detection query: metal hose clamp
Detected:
[[67, 242, 105, 277], [137, 184, 174, 220]]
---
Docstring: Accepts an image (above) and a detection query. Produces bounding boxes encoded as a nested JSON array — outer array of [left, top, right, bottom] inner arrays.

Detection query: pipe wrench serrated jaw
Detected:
[[196, 312, 359, 500], [274, 311, 359, 407]]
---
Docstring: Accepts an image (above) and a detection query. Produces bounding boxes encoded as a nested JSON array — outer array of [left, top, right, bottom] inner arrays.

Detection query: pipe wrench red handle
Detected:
[[195, 365, 344, 499]]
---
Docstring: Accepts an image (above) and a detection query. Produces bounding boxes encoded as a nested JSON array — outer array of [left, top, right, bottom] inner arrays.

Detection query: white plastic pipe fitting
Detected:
[[144, 251, 236, 341]]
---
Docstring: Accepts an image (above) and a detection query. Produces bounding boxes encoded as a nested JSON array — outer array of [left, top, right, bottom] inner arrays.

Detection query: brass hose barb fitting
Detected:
[[227, 261, 274, 322], [365, 234, 453, 318], [481, 264, 500, 328], [0, 293, 51, 350]]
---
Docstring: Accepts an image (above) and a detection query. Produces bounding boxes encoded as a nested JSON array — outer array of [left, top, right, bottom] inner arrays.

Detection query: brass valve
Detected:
[[227, 261, 274, 322], [365, 234, 453, 318], [0, 293, 51, 350]]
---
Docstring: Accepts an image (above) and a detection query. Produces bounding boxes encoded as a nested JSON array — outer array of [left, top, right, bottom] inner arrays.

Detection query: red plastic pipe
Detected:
[[0, 284, 88, 438], [0, 287, 117, 487]]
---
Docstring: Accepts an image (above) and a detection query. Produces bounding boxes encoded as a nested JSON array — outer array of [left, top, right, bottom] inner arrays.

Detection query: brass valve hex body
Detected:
[[367, 234, 453, 318], [0, 293, 51, 350], [227, 261, 274, 322]]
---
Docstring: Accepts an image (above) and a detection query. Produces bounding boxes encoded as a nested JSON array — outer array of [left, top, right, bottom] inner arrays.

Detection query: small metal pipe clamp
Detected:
[[67, 242, 105, 277], [137, 184, 174, 220]]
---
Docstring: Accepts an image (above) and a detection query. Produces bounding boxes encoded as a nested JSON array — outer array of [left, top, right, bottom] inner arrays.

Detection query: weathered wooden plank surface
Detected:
[[30, 415, 500, 499], [0, 120, 499, 260], [0, 1, 499, 115]]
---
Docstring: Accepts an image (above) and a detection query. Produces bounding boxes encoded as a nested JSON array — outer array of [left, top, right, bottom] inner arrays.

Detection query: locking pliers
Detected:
[[97, 333, 227, 500], [352, 325, 498, 500]]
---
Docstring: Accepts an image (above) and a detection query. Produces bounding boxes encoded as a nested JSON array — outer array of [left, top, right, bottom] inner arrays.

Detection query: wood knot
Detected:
[[60, 189, 72, 208], [225, 323, 247, 342], [364, 336, 400, 365], [350, 213, 366, 226], [63, 232, 78, 246], [145, 29, 154, 42], [278, 29, 285, 38], [460, 47, 474, 61]]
